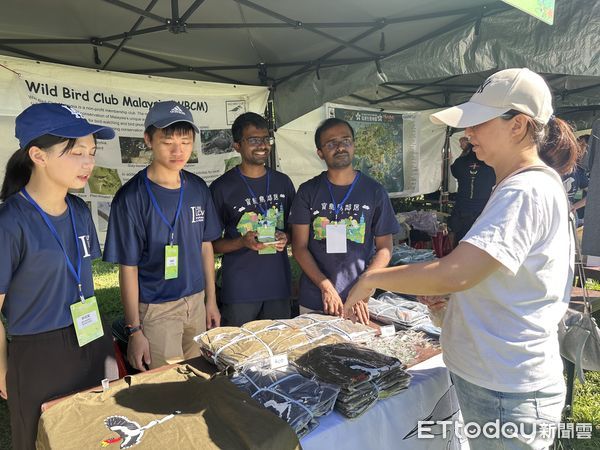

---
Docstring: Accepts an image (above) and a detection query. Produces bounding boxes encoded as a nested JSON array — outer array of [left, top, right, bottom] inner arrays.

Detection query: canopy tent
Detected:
[[0, 0, 598, 127]]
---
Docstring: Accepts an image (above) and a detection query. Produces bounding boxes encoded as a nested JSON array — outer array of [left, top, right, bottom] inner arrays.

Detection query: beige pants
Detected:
[[139, 291, 206, 369]]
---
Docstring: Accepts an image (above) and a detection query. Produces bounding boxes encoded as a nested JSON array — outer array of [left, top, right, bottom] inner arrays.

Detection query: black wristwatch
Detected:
[[124, 323, 143, 337]]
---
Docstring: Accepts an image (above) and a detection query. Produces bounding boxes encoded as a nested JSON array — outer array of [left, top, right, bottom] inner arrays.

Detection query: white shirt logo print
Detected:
[[78, 235, 92, 258], [170, 105, 186, 115], [191, 206, 205, 223], [61, 105, 84, 118]]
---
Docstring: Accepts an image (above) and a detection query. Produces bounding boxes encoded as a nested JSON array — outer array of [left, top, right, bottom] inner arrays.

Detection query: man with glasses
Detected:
[[289, 118, 399, 324], [210, 112, 296, 326]]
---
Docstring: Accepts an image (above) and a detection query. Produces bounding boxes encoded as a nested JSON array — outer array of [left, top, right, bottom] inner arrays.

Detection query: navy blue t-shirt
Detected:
[[210, 167, 295, 304], [103, 169, 222, 304], [562, 165, 589, 202], [0, 194, 100, 335], [451, 151, 496, 214], [288, 171, 399, 310]]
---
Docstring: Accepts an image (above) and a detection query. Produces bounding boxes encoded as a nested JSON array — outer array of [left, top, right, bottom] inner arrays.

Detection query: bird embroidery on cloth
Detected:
[[101, 411, 181, 448]]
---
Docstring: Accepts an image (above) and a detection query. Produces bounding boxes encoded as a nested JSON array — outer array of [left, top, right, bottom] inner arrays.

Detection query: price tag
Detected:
[[380, 325, 396, 337], [270, 353, 289, 369]]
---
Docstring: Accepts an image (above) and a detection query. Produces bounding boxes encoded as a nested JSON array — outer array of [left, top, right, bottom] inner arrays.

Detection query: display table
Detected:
[[300, 353, 469, 450]]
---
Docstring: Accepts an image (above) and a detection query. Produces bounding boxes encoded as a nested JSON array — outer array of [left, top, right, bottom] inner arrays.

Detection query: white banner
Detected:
[[0, 56, 269, 244]]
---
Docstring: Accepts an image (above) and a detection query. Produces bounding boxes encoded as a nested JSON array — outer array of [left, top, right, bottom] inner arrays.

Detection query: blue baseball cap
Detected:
[[144, 101, 199, 132], [15, 103, 116, 149]]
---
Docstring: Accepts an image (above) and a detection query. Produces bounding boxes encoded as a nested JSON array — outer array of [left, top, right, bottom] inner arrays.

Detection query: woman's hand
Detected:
[[343, 276, 375, 318]]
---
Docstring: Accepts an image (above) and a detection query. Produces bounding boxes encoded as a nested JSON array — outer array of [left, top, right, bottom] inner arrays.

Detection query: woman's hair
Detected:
[[508, 111, 581, 176], [1, 135, 78, 201]]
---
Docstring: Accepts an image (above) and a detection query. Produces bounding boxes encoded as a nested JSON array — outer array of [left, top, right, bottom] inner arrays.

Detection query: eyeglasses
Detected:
[[322, 138, 354, 151], [243, 136, 274, 146]]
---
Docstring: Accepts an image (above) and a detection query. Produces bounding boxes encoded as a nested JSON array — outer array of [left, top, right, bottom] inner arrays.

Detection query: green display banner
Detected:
[[502, 0, 555, 25]]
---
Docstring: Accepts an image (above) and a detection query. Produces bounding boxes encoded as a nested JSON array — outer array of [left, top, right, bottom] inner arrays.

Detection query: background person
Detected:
[[211, 112, 295, 326], [0, 103, 118, 449], [562, 135, 590, 226], [448, 136, 496, 245], [104, 101, 222, 371], [289, 118, 399, 325], [344, 68, 580, 449]]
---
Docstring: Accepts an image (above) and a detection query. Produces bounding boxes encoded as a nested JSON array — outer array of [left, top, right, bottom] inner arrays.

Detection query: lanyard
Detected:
[[325, 171, 361, 220], [21, 188, 85, 302], [236, 166, 271, 216], [144, 169, 184, 245]]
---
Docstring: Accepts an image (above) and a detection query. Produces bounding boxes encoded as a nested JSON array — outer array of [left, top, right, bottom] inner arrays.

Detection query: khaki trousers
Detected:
[[139, 291, 206, 369]]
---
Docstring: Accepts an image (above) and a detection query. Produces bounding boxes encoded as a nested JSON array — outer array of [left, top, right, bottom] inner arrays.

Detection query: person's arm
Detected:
[[0, 294, 7, 399], [571, 195, 586, 213], [291, 224, 344, 317], [202, 241, 220, 329], [346, 234, 393, 324], [344, 241, 501, 315], [367, 234, 393, 272], [212, 232, 266, 254], [119, 264, 151, 371]]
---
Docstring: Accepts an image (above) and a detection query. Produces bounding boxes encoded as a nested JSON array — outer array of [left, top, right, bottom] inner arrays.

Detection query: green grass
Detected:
[[1, 261, 599, 449], [585, 278, 600, 292]]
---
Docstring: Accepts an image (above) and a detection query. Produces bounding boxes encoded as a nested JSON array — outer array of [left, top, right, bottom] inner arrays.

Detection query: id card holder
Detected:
[[70, 296, 104, 347], [165, 245, 179, 279], [257, 225, 277, 255], [326, 224, 347, 253]]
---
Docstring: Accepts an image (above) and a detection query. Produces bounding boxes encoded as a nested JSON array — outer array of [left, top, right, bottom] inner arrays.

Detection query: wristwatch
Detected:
[[124, 323, 143, 337]]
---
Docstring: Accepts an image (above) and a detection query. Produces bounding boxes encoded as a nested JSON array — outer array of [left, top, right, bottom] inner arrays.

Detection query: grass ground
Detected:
[[1, 260, 599, 449]]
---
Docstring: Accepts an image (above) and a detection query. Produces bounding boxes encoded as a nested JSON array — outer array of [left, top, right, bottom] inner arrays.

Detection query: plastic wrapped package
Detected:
[[294, 343, 411, 418], [368, 293, 430, 329], [231, 366, 340, 437], [389, 243, 436, 266]]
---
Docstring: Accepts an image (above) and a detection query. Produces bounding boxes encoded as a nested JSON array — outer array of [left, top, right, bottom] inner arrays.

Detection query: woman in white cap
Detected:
[[344, 68, 580, 449], [0, 103, 118, 449]]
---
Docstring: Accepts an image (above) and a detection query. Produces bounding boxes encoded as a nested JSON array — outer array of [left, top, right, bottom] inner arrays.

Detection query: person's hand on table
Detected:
[[343, 276, 375, 318], [128, 331, 151, 371], [348, 299, 370, 325], [320, 282, 344, 317]]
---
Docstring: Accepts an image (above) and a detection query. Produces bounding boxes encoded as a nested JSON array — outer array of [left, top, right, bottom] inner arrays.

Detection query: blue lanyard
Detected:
[[143, 169, 184, 246], [21, 188, 85, 302], [236, 167, 271, 216], [324, 171, 361, 220]]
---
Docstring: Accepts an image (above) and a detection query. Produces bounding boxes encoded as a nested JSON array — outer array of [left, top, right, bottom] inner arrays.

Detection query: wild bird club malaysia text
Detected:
[[24, 81, 209, 111]]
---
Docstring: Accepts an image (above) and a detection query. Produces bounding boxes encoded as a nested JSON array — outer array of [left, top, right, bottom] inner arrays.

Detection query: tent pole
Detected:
[[266, 87, 277, 169], [440, 126, 452, 213]]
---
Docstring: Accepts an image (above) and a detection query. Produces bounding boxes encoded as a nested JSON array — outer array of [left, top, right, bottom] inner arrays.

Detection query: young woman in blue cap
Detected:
[[0, 103, 118, 450], [345, 69, 581, 449]]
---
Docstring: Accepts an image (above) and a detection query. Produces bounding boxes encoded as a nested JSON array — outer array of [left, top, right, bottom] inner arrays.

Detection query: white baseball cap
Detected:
[[430, 68, 553, 128]]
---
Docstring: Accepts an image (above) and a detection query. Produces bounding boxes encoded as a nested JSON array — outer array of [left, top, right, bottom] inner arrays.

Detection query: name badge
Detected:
[[326, 224, 347, 253], [165, 245, 179, 280], [257, 225, 277, 255], [70, 296, 104, 347]]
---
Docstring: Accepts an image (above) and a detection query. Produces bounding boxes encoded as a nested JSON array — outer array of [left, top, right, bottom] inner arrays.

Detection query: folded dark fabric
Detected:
[[231, 366, 339, 437], [294, 343, 411, 418]]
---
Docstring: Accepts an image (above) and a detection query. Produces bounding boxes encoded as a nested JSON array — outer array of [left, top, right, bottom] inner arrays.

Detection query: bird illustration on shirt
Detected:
[[101, 410, 181, 448]]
